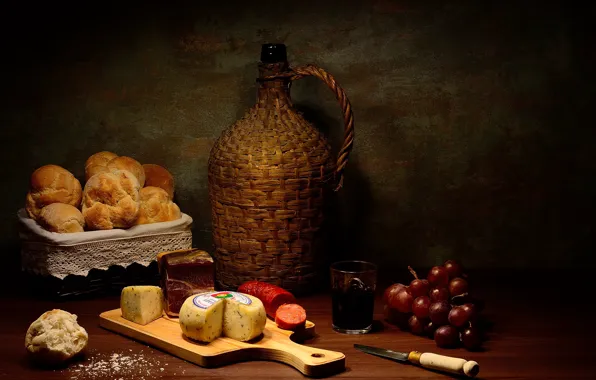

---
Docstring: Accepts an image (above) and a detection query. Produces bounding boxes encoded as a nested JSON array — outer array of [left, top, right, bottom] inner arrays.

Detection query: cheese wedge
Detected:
[[120, 286, 163, 325], [179, 291, 266, 343], [179, 293, 224, 342], [223, 293, 267, 341]]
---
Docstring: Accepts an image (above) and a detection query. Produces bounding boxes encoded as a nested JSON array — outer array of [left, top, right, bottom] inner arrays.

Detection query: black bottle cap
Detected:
[[260, 43, 287, 63]]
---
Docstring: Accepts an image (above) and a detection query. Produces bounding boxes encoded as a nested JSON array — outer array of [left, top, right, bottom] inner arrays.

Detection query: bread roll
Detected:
[[85, 151, 118, 181], [85, 165, 109, 181], [107, 156, 145, 187], [82, 170, 140, 230], [25, 309, 88, 365], [38, 203, 85, 233], [135, 186, 181, 225], [85, 151, 118, 168], [25, 165, 82, 220], [142, 164, 175, 199]]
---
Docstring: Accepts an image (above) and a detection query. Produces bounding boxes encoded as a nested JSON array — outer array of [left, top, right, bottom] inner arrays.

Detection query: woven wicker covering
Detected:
[[208, 58, 354, 294]]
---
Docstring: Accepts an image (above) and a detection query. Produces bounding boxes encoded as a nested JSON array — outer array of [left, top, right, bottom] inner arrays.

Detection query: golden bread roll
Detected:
[[85, 151, 118, 168], [107, 156, 145, 187], [84, 151, 118, 181], [135, 186, 181, 225], [25, 165, 82, 220], [85, 164, 109, 181], [38, 203, 85, 233], [82, 170, 140, 230], [25, 309, 88, 365], [142, 164, 175, 199]]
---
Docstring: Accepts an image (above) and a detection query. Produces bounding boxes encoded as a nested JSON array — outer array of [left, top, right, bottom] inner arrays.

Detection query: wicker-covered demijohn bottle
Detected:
[[208, 43, 354, 294]]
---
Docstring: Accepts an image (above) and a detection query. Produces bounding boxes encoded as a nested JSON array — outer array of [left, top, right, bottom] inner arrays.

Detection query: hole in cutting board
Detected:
[[311, 353, 325, 358]]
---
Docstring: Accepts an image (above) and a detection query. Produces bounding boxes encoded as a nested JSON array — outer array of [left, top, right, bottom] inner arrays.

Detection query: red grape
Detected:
[[409, 279, 430, 298], [429, 287, 450, 302], [383, 283, 405, 305], [428, 266, 449, 287], [450, 293, 470, 305], [429, 301, 451, 326], [443, 259, 463, 278], [461, 327, 483, 350], [384, 260, 488, 346], [461, 303, 478, 322], [423, 321, 437, 338], [412, 296, 431, 319], [384, 307, 411, 330], [452, 293, 484, 311], [384, 306, 410, 330], [391, 288, 413, 313], [434, 325, 459, 348], [449, 277, 468, 297], [448, 306, 470, 328], [408, 315, 427, 335]]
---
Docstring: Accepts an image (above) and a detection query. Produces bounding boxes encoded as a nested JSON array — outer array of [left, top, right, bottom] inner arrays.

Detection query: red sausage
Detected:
[[275, 304, 307, 330], [238, 280, 260, 295], [238, 281, 297, 317]]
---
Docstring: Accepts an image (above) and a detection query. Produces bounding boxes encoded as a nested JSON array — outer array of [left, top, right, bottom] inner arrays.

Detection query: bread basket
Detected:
[[17, 209, 193, 298]]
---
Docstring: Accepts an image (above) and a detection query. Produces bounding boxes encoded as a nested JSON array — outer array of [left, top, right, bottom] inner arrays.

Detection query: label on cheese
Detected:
[[192, 291, 251, 309]]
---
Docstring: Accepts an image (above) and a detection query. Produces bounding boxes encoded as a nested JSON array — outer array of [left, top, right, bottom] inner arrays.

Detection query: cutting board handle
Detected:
[[233, 339, 346, 377]]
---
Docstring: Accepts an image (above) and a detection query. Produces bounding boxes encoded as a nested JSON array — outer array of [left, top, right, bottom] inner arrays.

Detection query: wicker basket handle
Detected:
[[265, 64, 354, 191]]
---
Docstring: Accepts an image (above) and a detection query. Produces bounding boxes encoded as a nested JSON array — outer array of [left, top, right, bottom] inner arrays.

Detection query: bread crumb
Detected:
[[66, 349, 165, 379]]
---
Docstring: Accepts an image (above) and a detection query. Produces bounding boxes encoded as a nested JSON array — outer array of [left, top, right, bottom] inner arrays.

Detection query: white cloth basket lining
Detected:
[[17, 209, 193, 279]]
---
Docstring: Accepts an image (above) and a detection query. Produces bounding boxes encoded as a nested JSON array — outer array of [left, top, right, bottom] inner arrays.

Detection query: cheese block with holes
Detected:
[[179, 291, 267, 343]]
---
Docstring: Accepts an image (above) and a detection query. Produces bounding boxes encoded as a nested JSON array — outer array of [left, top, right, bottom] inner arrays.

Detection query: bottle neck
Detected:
[[256, 62, 292, 108]]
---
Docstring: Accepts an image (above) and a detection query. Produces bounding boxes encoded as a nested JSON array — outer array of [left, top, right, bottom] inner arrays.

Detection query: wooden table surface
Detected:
[[1, 272, 594, 380]]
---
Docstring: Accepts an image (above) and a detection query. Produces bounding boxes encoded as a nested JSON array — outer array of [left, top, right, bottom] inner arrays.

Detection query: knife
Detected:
[[354, 344, 480, 378]]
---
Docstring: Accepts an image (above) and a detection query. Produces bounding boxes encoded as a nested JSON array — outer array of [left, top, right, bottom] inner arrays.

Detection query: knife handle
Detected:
[[408, 351, 479, 378]]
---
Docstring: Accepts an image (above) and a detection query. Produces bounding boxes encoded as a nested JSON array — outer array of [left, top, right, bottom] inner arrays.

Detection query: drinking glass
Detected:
[[330, 260, 377, 334]]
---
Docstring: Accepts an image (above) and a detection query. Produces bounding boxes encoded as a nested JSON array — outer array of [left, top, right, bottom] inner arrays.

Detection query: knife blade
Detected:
[[354, 344, 480, 378], [353, 344, 409, 362]]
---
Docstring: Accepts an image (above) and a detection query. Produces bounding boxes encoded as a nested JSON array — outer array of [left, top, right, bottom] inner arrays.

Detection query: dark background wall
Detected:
[[1, 1, 594, 280]]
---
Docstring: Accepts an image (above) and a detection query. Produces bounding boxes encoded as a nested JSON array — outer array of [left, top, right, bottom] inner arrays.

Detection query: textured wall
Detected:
[[1, 1, 593, 277]]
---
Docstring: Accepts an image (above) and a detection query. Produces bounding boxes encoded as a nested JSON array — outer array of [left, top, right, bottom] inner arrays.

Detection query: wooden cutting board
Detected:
[[99, 309, 345, 377]]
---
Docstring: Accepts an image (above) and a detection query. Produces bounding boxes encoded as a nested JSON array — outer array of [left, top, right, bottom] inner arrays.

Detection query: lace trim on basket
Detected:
[[21, 231, 193, 279]]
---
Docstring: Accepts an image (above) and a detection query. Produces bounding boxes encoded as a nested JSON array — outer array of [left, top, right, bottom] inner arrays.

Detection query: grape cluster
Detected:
[[383, 260, 486, 350]]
